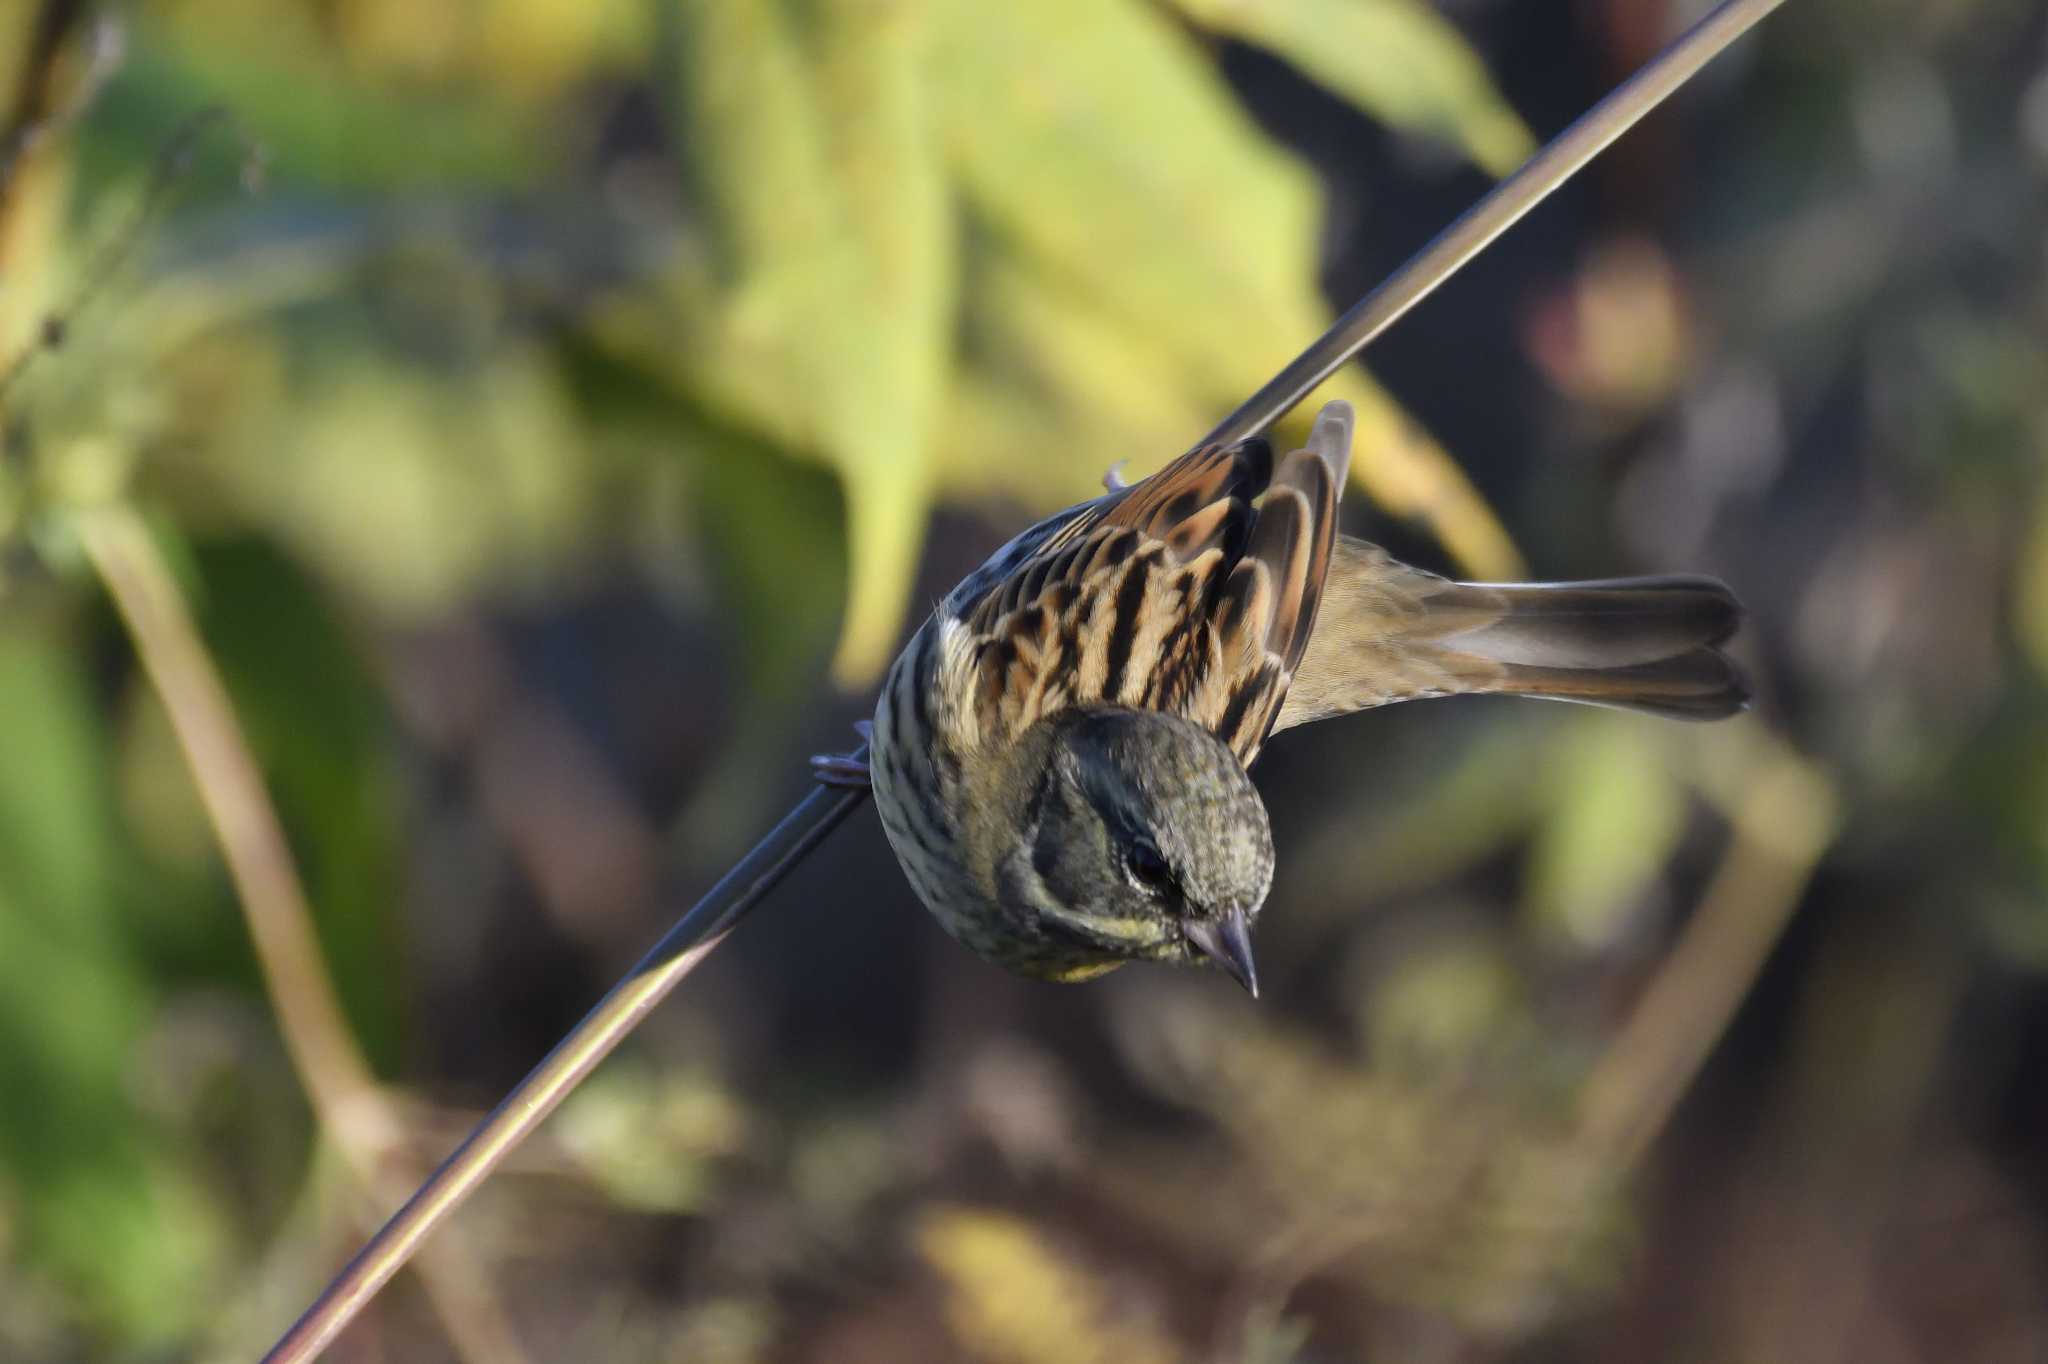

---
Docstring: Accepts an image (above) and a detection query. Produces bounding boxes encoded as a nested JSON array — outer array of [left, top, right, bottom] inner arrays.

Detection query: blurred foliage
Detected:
[[1523, 712, 1686, 950], [596, 0, 1527, 680], [920, 1207, 1180, 1364], [1110, 996, 1632, 1337], [0, 627, 227, 1345], [1161, 0, 1535, 176], [1, 0, 2046, 1360]]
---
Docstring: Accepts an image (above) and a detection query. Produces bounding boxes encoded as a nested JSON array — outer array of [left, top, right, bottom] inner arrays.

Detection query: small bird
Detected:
[[822, 402, 1747, 996]]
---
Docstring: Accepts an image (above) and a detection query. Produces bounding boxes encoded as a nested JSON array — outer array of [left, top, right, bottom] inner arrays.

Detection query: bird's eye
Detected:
[[1126, 839, 1172, 890]]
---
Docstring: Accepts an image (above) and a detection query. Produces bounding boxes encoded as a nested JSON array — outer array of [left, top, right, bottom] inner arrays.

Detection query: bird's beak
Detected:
[[1187, 908, 1259, 998]]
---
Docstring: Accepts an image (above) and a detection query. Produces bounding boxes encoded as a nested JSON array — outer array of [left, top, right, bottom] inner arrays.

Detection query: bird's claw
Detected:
[[810, 720, 875, 789], [810, 756, 871, 788]]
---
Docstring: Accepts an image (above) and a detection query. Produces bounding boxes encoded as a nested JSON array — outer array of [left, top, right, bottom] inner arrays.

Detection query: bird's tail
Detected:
[[1276, 541, 1750, 730], [1419, 574, 1749, 720]]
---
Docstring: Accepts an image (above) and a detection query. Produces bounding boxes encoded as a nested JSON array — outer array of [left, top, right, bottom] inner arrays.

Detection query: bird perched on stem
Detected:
[[819, 402, 1746, 996]]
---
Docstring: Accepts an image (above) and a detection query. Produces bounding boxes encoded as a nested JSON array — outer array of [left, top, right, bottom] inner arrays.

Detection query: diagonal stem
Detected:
[[1576, 736, 1838, 1167], [258, 760, 870, 1364], [1207, 0, 1787, 448], [76, 505, 532, 1364]]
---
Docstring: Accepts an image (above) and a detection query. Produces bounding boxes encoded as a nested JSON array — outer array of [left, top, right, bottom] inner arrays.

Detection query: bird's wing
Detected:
[[948, 402, 1353, 764]]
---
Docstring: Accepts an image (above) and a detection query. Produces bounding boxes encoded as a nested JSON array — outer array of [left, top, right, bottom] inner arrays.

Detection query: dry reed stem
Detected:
[[78, 504, 531, 1364], [1577, 734, 1840, 1166]]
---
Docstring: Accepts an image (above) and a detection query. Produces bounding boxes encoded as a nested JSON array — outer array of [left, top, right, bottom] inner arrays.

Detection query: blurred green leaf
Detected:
[[98, 14, 543, 194], [164, 337, 596, 617], [595, 0, 1521, 688], [942, 0, 1523, 573], [329, 0, 653, 99], [0, 1, 32, 110], [1126, 1004, 1631, 1333], [929, 0, 1490, 528], [1240, 1315, 1314, 1364], [1365, 926, 1523, 1076], [682, 416, 852, 848], [1162, 0, 1536, 175], [1289, 713, 1552, 914], [919, 1205, 1181, 1364], [692, 428, 847, 707], [556, 1060, 748, 1214], [186, 535, 409, 1069], [631, 0, 955, 682], [938, 239, 1216, 509], [1524, 713, 1687, 950], [930, 0, 1519, 580], [2015, 484, 2048, 685], [930, 0, 1325, 404], [0, 623, 225, 1343]]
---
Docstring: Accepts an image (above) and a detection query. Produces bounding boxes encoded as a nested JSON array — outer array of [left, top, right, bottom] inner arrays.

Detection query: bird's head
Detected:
[[984, 707, 1274, 993]]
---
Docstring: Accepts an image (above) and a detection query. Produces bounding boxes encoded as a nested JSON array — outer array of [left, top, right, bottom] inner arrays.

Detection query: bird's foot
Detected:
[[809, 720, 875, 789]]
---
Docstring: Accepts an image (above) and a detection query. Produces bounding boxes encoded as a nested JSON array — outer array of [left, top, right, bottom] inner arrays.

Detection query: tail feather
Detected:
[[1454, 645, 1750, 721], [1275, 540, 1751, 730], [1430, 576, 1740, 670]]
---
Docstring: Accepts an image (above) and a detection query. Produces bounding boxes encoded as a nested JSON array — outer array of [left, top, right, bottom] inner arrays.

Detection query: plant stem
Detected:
[[77, 504, 531, 1364], [1205, 0, 1787, 449], [1577, 737, 1838, 1166], [259, 762, 871, 1364]]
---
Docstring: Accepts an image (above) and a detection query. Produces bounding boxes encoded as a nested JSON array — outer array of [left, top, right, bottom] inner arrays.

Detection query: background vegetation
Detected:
[[1, 0, 2043, 1359]]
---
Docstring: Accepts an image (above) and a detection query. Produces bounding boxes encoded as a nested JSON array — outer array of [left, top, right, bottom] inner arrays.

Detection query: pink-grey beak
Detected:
[[1186, 908, 1258, 998]]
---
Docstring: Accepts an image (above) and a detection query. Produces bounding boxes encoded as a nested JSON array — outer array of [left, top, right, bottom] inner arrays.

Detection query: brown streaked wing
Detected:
[[1195, 402, 1350, 760], [956, 401, 1355, 765]]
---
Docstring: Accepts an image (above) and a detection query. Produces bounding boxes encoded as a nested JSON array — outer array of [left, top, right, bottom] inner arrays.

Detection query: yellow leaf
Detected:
[[931, 0, 1520, 579], [918, 1206, 1179, 1364], [654, 0, 956, 683], [614, 0, 1516, 688], [1163, 0, 1536, 175], [1525, 713, 1687, 950], [175, 346, 593, 615], [930, 0, 1325, 403], [938, 243, 1215, 508]]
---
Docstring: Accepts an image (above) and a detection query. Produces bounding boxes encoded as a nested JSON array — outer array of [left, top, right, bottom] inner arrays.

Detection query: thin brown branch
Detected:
[[0, 12, 118, 178], [0, 0, 87, 418], [0, 8, 124, 411], [1206, 0, 1788, 451], [260, 767, 871, 1364], [0, 0, 88, 214], [1576, 734, 1839, 1166], [76, 503, 531, 1364]]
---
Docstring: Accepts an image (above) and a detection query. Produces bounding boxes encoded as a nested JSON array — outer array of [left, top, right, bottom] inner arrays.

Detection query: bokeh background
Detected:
[[2, 0, 2045, 1359]]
